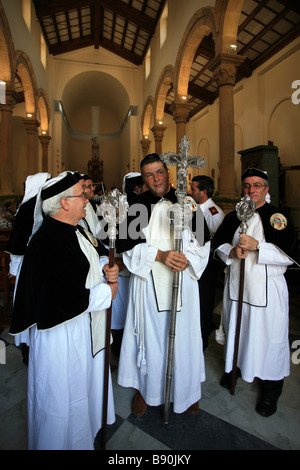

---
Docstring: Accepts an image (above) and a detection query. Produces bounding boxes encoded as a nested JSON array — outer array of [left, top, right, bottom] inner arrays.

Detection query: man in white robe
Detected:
[[10, 172, 119, 449], [213, 168, 300, 417], [117, 154, 210, 416]]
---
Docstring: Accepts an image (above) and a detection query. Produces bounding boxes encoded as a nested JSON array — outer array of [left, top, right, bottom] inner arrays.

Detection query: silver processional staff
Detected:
[[160, 135, 206, 424]]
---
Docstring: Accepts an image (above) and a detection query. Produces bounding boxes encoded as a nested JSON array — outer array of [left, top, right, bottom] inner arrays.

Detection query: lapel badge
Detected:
[[270, 213, 287, 230]]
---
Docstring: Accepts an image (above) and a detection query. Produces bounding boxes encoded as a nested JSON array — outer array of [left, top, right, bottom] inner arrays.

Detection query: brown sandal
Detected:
[[186, 401, 199, 415], [132, 391, 147, 417]]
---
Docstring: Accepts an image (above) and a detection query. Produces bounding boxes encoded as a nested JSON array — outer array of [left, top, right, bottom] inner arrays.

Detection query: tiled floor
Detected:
[[1, 271, 300, 451]]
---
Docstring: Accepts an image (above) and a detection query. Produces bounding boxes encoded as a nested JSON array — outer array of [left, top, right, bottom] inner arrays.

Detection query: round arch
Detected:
[[38, 88, 51, 134], [15, 50, 38, 117], [214, 0, 244, 54], [141, 96, 154, 138], [153, 65, 174, 124], [0, 3, 15, 87], [174, 7, 216, 99]]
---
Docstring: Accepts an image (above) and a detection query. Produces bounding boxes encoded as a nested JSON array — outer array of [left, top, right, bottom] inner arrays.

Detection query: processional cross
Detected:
[[160, 135, 206, 423]]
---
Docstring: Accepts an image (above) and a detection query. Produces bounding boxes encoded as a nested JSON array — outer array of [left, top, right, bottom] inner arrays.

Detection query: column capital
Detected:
[[140, 138, 151, 157], [151, 124, 167, 143], [39, 134, 51, 146], [210, 53, 246, 87], [170, 100, 191, 125], [0, 88, 16, 112], [22, 118, 40, 134]]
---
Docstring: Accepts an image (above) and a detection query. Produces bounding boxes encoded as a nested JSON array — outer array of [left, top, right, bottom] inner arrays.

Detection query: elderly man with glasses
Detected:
[[213, 168, 300, 417], [10, 172, 119, 449]]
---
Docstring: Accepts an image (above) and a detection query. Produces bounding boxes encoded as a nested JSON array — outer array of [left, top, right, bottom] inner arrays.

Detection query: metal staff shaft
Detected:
[[101, 240, 115, 449], [161, 135, 206, 424], [163, 237, 182, 424], [230, 256, 245, 395]]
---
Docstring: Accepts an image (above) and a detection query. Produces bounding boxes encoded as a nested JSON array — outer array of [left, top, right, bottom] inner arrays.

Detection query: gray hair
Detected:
[[42, 185, 76, 216], [262, 178, 269, 187]]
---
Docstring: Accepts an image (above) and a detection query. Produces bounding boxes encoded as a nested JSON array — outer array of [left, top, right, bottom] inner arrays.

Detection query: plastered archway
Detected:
[[0, 3, 16, 194], [15, 50, 38, 117], [15, 51, 40, 175], [214, 0, 244, 54], [173, 8, 217, 152], [140, 96, 154, 157]]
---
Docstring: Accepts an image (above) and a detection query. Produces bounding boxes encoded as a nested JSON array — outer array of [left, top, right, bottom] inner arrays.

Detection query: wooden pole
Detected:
[[101, 245, 115, 450], [230, 257, 245, 395]]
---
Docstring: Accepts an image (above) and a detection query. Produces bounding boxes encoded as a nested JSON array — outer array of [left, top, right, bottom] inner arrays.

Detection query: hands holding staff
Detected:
[[229, 234, 259, 259], [103, 263, 119, 299], [156, 249, 189, 271]]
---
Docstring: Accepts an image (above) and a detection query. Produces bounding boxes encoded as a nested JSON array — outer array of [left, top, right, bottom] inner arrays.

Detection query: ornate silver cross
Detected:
[[160, 135, 206, 205]]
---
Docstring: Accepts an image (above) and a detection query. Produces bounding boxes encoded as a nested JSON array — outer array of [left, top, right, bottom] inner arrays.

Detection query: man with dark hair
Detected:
[[117, 153, 210, 417], [189, 175, 224, 349], [213, 168, 300, 417]]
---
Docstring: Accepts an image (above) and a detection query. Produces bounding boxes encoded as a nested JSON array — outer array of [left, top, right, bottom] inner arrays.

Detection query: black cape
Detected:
[[116, 187, 210, 254], [6, 196, 36, 255], [213, 202, 300, 266], [10, 216, 101, 335]]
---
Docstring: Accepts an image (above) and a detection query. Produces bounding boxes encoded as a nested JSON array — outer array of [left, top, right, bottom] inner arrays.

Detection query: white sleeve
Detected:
[[123, 243, 158, 280], [88, 282, 112, 312], [257, 241, 294, 266], [9, 254, 23, 276], [184, 235, 211, 280], [215, 243, 234, 265]]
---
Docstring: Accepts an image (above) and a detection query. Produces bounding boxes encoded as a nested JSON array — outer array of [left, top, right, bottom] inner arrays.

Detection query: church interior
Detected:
[[0, 0, 300, 451]]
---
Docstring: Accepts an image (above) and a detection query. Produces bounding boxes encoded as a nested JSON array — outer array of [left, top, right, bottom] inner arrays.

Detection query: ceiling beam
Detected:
[[239, 7, 289, 55], [49, 36, 94, 55], [33, 0, 93, 17], [99, 37, 143, 65], [188, 82, 215, 105], [276, 0, 300, 15], [33, 0, 157, 34], [93, 2, 101, 49]]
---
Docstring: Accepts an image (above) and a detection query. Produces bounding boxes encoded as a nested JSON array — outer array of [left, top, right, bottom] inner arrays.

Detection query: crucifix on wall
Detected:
[[88, 106, 104, 184]]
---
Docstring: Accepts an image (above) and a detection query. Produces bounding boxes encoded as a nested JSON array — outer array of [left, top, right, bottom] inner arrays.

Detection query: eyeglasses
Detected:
[[242, 183, 265, 190], [85, 184, 95, 189], [66, 193, 87, 199]]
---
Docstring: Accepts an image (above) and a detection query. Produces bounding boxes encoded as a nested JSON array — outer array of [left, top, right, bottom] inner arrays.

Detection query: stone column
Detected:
[[22, 118, 40, 175], [140, 137, 151, 157], [39, 134, 51, 171], [151, 124, 166, 155], [210, 53, 245, 199], [0, 90, 16, 194], [170, 100, 191, 152]]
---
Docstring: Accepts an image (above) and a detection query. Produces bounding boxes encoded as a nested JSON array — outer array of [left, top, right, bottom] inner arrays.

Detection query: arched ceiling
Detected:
[[33, 0, 166, 66], [165, 0, 300, 117], [32, 0, 300, 119], [62, 70, 130, 120]]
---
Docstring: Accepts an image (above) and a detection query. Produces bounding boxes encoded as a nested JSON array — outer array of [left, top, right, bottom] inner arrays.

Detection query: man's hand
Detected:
[[103, 263, 119, 283], [229, 245, 248, 259], [239, 234, 259, 251], [156, 249, 189, 272]]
